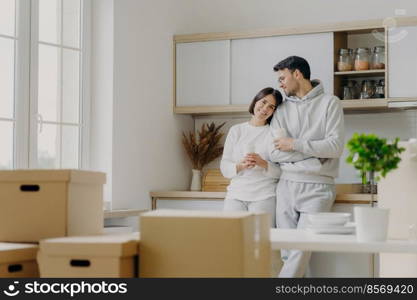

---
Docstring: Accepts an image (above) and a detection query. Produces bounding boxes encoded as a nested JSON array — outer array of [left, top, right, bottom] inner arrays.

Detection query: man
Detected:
[[270, 56, 345, 277]]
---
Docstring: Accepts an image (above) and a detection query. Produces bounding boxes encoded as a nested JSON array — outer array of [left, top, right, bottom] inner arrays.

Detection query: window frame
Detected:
[[12, 0, 91, 170]]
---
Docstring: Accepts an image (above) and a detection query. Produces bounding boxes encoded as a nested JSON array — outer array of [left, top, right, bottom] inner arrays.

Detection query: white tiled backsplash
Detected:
[[195, 110, 417, 184]]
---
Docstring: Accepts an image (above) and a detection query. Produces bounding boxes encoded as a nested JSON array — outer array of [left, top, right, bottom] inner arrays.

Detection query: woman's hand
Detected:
[[236, 157, 256, 173], [245, 153, 268, 169]]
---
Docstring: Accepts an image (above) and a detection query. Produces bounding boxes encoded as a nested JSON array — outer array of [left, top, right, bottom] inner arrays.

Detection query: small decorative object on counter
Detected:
[[346, 133, 405, 194], [370, 46, 385, 69], [182, 122, 226, 191], [337, 48, 353, 71], [354, 47, 370, 71]]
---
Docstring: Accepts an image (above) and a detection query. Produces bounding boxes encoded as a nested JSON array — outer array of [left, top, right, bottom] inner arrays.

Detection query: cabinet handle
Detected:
[[70, 260, 91, 267], [20, 185, 40, 192], [8, 264, 23, 273]]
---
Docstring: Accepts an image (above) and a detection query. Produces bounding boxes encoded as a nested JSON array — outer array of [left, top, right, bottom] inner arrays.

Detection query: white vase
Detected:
[[190, 169, 202, 191]]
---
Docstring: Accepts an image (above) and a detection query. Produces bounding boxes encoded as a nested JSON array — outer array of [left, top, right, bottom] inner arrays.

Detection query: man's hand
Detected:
[[274, 137, 295, 152]]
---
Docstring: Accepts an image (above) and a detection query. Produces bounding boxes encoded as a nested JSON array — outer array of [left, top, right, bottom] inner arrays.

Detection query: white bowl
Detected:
[[308, 212, 351, 226]]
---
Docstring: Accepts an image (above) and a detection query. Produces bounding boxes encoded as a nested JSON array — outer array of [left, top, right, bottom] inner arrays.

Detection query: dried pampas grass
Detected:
[[182, 122, 226, 170]]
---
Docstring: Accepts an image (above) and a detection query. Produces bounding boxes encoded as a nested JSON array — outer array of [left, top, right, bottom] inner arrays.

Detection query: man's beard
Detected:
[[286, 89, 296, 97]]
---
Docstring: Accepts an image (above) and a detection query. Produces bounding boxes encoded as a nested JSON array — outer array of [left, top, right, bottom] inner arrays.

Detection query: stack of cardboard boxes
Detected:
[[0, 170, 272, 278], [0, 170, 139, 278]]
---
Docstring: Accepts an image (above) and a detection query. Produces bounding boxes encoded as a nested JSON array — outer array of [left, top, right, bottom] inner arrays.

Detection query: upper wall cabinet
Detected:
[[176, 40, 230, 107], [174, 17, 417, 114], [388, 25, 417, 98], [231, 33, 334, 105]]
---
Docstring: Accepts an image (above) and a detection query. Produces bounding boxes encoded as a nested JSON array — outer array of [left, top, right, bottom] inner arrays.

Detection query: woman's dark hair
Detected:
[[248, 87, 282, 124], [273, 56, 311, 80]]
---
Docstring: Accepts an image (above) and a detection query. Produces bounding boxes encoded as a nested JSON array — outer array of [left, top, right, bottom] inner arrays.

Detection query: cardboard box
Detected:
[[139, 209, 271, 278], [0, 243, 39, 277], [37, 233, 140, 278], [0, 170, 106, 242]]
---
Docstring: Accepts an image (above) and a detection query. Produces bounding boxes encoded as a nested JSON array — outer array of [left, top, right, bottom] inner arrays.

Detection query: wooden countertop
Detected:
[[150, 184, 375, 205]]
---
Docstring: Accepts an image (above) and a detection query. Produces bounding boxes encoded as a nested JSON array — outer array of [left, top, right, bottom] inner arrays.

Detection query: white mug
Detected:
[[354, 206, 389, 242], [244, 143, 256, 155], [276, 128, 287, 139]]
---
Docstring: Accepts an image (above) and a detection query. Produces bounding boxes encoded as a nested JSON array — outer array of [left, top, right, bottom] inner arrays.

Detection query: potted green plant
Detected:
[[346, 133, 405, 194], [182, 122, 225, 191]]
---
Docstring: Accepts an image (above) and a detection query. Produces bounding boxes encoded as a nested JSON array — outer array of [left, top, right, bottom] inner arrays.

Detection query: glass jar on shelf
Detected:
[[360, 80, 373, 99], [347, 80, 360, 99], [354, 47, 370, 71], [374, 79, 385, 98], [337, 48, 353, 71], [370, 46, 385, 69], [342, 85, 353, 100]]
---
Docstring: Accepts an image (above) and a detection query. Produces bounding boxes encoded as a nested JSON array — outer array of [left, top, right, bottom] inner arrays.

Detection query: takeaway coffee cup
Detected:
[[354, 207, 389, 242]]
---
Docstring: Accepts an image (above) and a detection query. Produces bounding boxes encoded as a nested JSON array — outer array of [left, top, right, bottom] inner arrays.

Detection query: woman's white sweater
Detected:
[[220, 122, 281, 202]]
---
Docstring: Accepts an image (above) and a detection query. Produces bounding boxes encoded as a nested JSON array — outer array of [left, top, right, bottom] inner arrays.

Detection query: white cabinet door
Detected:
[[176, 40, 230, 107], [231, 33, 334, 105], [388, 26, 417, 98]]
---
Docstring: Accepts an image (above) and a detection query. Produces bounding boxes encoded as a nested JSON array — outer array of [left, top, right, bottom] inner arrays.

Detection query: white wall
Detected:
[[196, 111, 417, 184], [91, 0, 417, 212]]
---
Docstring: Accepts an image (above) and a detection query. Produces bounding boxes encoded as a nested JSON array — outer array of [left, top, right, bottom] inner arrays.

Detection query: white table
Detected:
[[270, 228, 417, 253]]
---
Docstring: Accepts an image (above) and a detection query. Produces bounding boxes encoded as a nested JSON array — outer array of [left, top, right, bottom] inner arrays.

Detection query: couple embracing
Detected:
[[220, 56, 345, 277]]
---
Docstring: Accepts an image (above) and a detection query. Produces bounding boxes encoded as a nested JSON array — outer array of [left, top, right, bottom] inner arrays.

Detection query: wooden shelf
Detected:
[[174, 105, 248, 115], [342, 99, 388, 110], [174, 99, 417, 115], [334, 70, 385, 76], [150, 185, 374, 209], [104, 209, 148, 219]]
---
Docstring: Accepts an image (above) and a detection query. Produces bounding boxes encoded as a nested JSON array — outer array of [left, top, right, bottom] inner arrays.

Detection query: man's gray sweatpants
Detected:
[[276, 179, 336, 278]]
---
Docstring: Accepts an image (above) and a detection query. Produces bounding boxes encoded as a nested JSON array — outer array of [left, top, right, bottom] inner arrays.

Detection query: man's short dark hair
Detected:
[[273, 56, 311, 80]]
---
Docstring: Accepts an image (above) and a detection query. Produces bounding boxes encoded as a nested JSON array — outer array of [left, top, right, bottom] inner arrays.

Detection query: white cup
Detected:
[[244, 143, 256, 155], [354, 207, 389, 242], [275, 128, 287, 139]]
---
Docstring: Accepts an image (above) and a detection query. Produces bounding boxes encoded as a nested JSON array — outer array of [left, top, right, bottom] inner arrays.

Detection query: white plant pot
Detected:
[[190, 169, 202, 191]]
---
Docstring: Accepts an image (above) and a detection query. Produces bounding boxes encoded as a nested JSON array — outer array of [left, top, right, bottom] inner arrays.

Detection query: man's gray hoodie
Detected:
[[270, 80, 345, 184]]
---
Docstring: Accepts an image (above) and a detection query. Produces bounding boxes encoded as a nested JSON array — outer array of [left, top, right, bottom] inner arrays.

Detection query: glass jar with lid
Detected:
[[337, 48, 353, 71], [370, 46, 385, 69], [354, 48, 370, 71]]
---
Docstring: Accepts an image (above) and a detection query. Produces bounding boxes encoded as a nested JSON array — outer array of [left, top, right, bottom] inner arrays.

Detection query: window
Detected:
[[0, 0, 90, 170]]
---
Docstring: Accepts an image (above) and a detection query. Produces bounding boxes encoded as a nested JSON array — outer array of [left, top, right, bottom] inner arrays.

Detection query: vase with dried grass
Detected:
[[182, 122, 226, 191]]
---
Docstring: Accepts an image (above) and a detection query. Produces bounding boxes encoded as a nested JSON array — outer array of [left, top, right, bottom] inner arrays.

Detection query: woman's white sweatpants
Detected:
[[223, 196, 276, 228], [276, 179, 336, 278]]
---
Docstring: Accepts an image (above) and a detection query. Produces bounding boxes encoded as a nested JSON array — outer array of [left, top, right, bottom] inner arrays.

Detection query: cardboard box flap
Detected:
[[0, 170, 106, 184], [39, 234, 139, 257], [141, 209, 253, 219], [0, 243, 38, 263]]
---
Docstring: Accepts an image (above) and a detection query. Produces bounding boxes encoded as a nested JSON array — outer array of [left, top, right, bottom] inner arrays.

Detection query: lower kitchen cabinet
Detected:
[[153, 197, 375, 277]]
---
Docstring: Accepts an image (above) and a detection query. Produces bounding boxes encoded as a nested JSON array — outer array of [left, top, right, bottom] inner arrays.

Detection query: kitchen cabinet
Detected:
[[175, 40, 230, 107], [150, 190, 375, 277], [174, 17, 417, 114], [230, 33, 333, 105], [388, 25, 417, 98]]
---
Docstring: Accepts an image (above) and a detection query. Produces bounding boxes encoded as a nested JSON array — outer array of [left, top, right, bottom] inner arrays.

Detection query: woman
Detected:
[[220, 87, 282, 227]]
